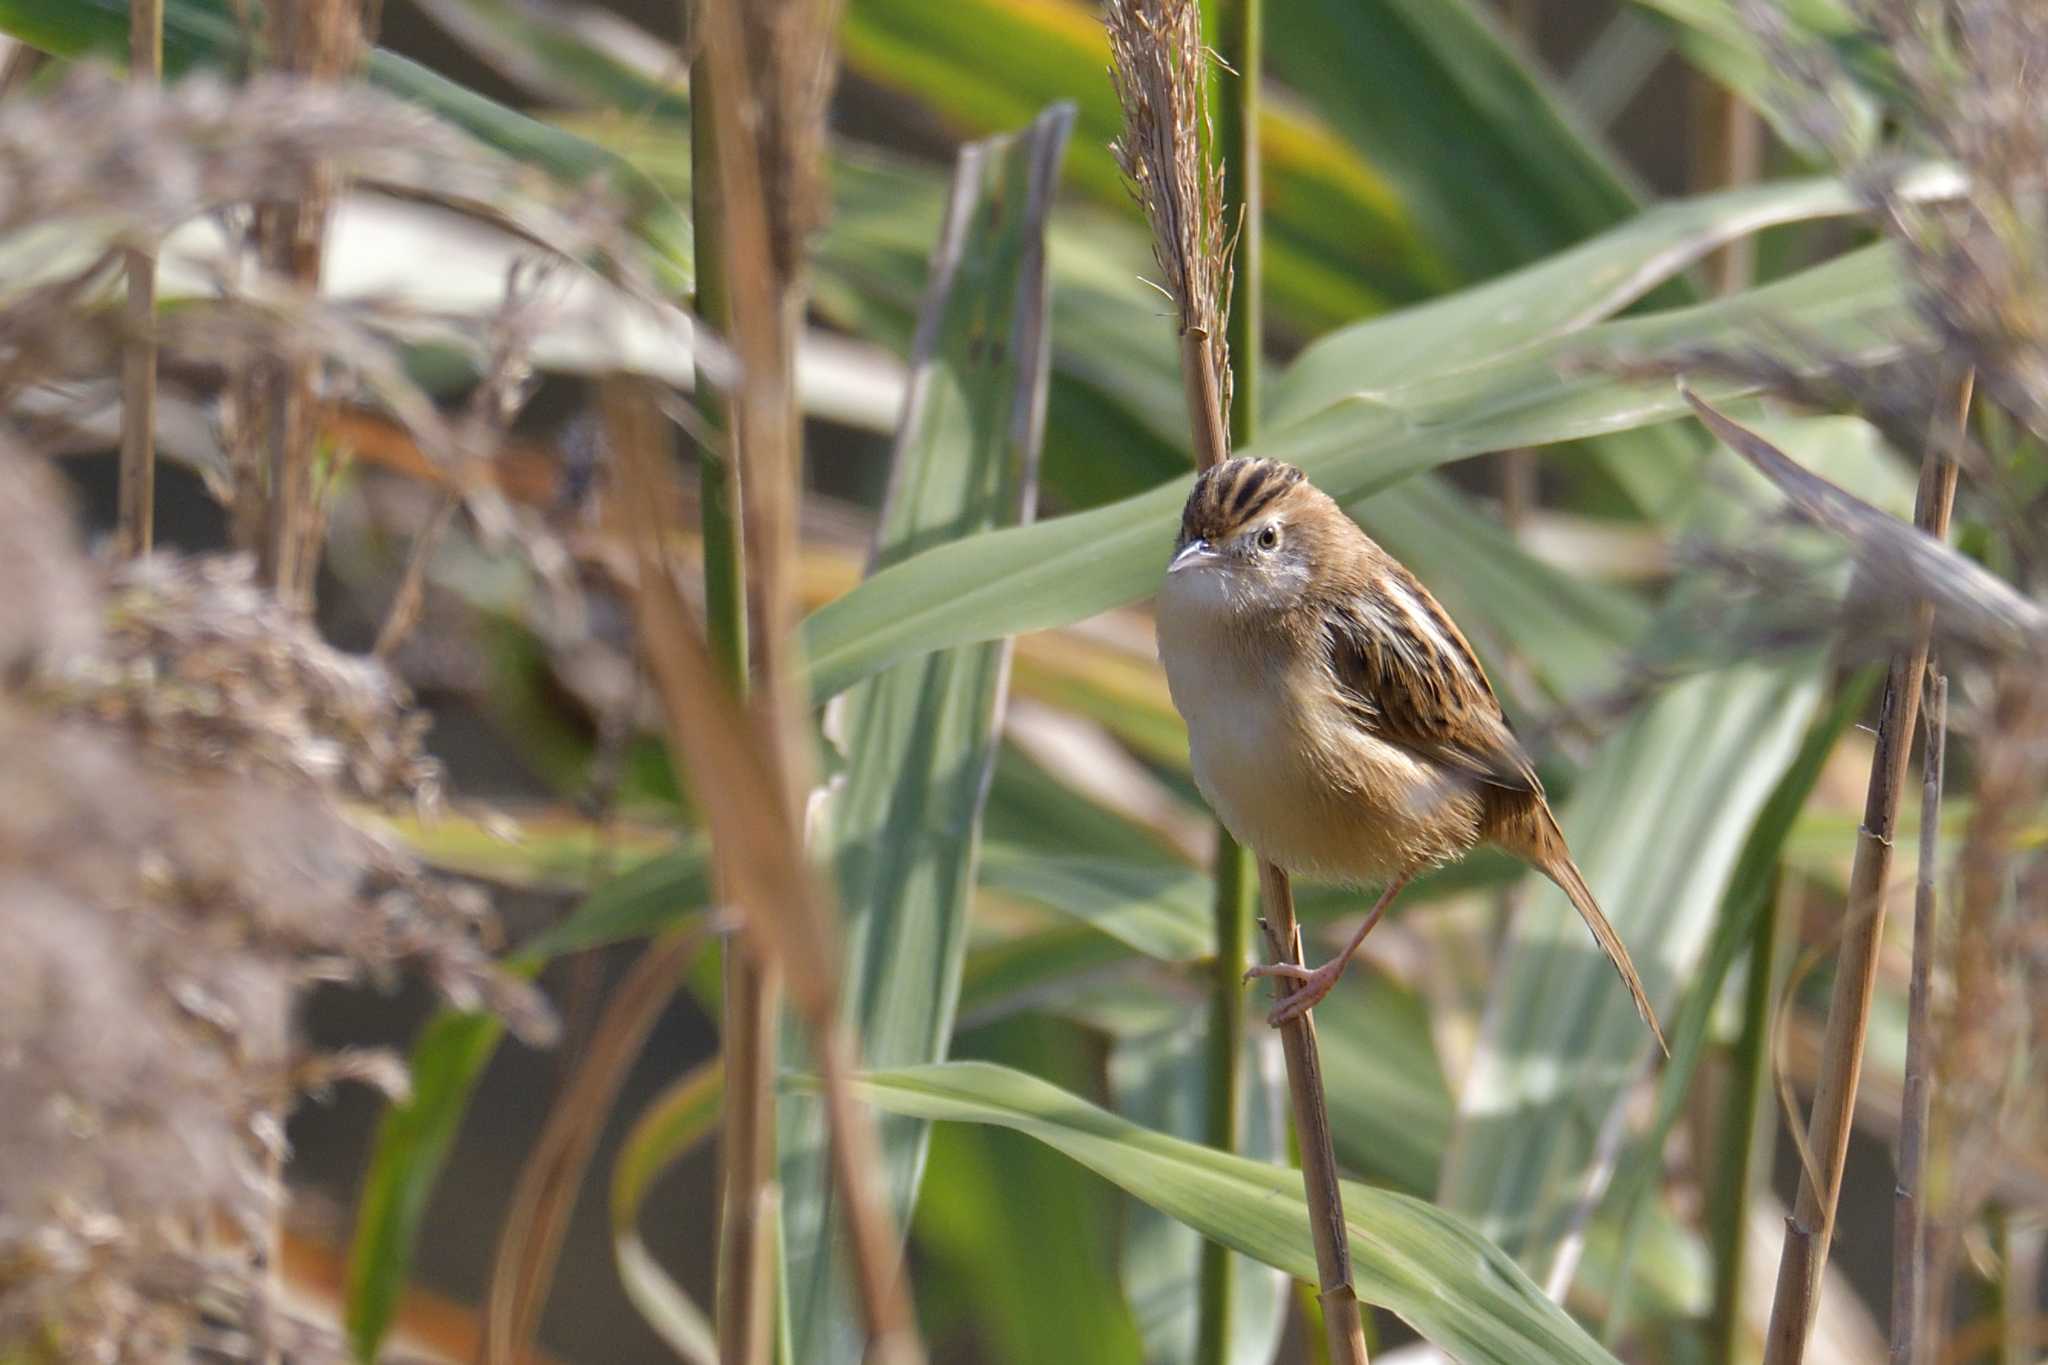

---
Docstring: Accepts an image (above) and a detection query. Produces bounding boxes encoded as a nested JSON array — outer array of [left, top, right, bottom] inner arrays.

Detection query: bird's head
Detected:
[[1165, 458, 1329, 614]]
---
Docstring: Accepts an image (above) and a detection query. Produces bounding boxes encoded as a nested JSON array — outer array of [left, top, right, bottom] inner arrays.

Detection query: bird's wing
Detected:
[[1319, 571, 1540, 796]]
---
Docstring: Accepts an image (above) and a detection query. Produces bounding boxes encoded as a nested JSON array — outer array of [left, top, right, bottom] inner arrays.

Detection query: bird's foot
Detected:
[[1243, 958, 1347, 1027]]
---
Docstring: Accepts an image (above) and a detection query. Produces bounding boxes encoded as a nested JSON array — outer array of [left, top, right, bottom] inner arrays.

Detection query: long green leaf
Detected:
[[779, 106, 1072, 1363], [1265, 171, 1950, 427], [837, 1061, 1626, 1365], [1431, 413, 1910, 1281], [346, 1010, 506, 1359], [0, 0, 691, 290], [914, 1015, 1146, 1364], [978, 846, 1213, 962], [802, 241, 1923, 702], [1271, 0, 1641, 283], [1593, 672, 1875, 1340], [1437, 658, 1823, 1271], [408, 0, 689, 121], [823, 144, 1655, 700]]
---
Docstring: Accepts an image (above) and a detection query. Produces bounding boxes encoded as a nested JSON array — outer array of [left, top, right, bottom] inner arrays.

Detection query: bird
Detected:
[[1154, 457, 1665, 1052]]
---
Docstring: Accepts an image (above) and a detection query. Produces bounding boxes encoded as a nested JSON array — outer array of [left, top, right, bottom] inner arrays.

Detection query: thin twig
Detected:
[[608, 386, 919, 1365], [371, 490, 457, 659], [1754, 371, 1968, 1365], [481, 923, 707, 1364], [1198, 835, 1252, 1362], [1891, 671, 1946, 1365], [118, 0, 163, 559], [1256, 862, 1369, 1363]]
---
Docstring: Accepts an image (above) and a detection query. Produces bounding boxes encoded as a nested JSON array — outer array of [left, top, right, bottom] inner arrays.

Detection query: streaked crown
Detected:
[[1178, 458, 1306, 547]]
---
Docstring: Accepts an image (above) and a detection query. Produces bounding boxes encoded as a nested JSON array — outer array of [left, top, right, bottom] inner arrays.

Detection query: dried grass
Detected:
[[0, 444, 550, 1359], [1660, 4, 2048, 1358], [1105, 0, 1234, 437]]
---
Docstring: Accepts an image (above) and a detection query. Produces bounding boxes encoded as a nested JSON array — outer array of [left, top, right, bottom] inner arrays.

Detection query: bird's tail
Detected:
[[1532, 809, 1668, 1057]]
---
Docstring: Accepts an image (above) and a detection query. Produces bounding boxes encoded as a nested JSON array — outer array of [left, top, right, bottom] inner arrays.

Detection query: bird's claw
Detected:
[[1245, 960, 1343, 1026]]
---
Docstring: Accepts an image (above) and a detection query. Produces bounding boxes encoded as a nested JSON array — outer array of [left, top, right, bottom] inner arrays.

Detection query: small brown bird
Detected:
[[1155, 458, 1665, 1051]]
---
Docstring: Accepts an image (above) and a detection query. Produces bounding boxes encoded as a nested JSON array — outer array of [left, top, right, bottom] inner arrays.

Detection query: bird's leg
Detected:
[[1244, 875, 1410, 1026]]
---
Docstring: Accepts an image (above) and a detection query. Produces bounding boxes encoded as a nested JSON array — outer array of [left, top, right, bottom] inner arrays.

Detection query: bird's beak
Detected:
[[1168, 538, 1214, 573]]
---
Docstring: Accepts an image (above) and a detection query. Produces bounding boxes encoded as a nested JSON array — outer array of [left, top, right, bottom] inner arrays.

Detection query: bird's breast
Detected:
[[1156, 588, 1477, 882]]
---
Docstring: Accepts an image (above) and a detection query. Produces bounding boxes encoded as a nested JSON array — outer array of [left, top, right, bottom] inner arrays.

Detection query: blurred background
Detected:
[[3, 0, 2043, 1361]]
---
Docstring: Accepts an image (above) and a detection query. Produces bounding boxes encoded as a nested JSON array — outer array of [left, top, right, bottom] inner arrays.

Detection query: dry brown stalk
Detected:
[[481, 923, 708, 1365], [1752, 372, 1967, 1365], [117, 0, 162, 559], [682, 44, 774, 1365], [1891, 670, 1946, 1365], [605, 375, 919, 1362], [233, 0, 370, 608], [1256, 863, 1372, 1362], [684, 2, 872, 1360]]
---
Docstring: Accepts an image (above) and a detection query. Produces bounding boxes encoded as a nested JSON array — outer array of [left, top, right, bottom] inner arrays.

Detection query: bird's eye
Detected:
[[1257, 524, 1280, 551]]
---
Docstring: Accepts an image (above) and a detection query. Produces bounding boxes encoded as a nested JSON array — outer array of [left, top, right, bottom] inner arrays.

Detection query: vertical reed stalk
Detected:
[[118, 0, 162, 558], [1195, 0, 1258, 1359], [688, 40, 776, 1365], [1708, 872, 1794, 1365], [1106, 5, 1360, 1359], [1761, 372, 1968, 1364], [1890, 671, 1946, 1365], [690, 3, 921, 1359], [243, 0, 365, 607], [1689, 73, 1761, 295], [1257, 863, 1370, 1363], [1197, 835, 1252, 1362]]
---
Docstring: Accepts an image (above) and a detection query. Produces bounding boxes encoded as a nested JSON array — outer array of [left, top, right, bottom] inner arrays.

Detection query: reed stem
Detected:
[[1761, 372, 1968, 1364], [687, 44, 781, 1365], [691, 3, 921, 1356], [1258, 862, 1369, 1365], [1198, 834, 1252, 1363], [1890, 672, 1946, 1365]]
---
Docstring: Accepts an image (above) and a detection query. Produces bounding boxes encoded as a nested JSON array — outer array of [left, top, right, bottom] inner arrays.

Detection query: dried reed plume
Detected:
[[1106, 0, 1235, 457], [0, 448, 550, 1359]]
